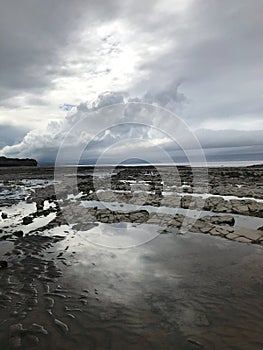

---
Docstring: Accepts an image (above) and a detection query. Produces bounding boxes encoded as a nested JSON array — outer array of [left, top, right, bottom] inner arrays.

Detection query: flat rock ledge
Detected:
[[60, 205, 263, 245], [81, 190, 263, 217]]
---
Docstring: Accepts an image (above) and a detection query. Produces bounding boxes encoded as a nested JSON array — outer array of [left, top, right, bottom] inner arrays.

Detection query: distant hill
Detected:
[[0, 156, 37, 167]]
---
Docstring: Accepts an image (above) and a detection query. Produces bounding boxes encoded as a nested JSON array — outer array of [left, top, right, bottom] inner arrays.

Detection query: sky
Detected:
[[0, 0, 262, 165]]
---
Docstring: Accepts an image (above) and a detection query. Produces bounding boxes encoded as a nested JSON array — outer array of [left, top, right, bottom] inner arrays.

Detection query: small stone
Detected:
[[1, 212, 8, 219], [22, 217, 33, 225], [13, 231, 24, 238], [160, 229, 169, 234]]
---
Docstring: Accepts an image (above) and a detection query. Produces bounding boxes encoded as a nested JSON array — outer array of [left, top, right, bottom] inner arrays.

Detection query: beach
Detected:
[[0, 165, 263, 349]]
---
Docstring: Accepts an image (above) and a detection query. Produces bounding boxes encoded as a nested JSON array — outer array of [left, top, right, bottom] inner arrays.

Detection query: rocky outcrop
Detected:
[[0, 156, 37, 167], [180, 195, 263, 217]]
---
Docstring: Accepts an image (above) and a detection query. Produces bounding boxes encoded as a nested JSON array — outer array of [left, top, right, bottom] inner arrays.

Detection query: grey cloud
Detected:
[[1, 0, 262, 124], [0, 1, 262, 164], [0, 90, 192, 162], [195, 129, 263, 149], [0, 0, 122, 101], [0, 124, 29, 149], [1, 90, 262, 164], [133, 0, 263, 124], [25, 97, 50, 106]]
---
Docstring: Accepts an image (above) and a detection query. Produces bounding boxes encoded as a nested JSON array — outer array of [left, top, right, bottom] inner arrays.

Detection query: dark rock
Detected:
[[258, 226, 263, 231], [180, 196, 192, 209], [36, 200, 44, 211], [13, 230, 24, 238], [160, 229, 169, 234], [22, 216, 33, 225], [1, 212, 8, 219], [0, 260, 8, 269], [129, 210, 149, 223], [202, 215, 235, 226], [0, 234, 11, 240]]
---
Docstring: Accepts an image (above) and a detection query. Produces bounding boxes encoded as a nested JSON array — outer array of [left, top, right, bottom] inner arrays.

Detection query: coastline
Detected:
[[0, 165, 263, 349]]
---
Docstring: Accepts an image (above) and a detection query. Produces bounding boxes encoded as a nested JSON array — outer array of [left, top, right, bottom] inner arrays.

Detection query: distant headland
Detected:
[[0, 156, 37, 167]]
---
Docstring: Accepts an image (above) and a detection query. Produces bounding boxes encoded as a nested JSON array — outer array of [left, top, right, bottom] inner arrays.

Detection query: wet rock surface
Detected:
[[0, 165, 263, 349]]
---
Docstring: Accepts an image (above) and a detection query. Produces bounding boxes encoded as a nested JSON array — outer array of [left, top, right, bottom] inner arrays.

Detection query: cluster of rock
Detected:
[[180, 195, 263, 217], [1, 164, 262, 248], [80, 190, 263, 217], [59, 204, 263, 244], [209, 185, 262, 199]]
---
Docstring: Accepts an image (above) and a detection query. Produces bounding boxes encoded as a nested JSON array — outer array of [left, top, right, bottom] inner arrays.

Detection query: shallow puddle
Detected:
[[53, 229, 263, 350]]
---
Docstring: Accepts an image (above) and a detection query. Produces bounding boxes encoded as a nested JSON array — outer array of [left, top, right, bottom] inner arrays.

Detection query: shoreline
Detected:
[[0, 165, 263, 349]]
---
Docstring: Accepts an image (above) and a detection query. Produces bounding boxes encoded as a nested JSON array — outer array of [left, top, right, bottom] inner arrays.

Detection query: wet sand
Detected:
[[0, 165, 263, 349]]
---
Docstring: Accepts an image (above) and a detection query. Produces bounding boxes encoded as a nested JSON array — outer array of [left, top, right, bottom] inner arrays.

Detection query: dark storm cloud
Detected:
[[134, 0, 263, 124], [0, 0, 122, 100], [0, 124, 29, 149], [0, 90, 261, 164], [1, 0, 262, 120]]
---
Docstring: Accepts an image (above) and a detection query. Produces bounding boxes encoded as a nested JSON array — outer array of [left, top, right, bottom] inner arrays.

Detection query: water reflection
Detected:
[[55, 228, 263, 349], [77, 222, 161, 248]]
